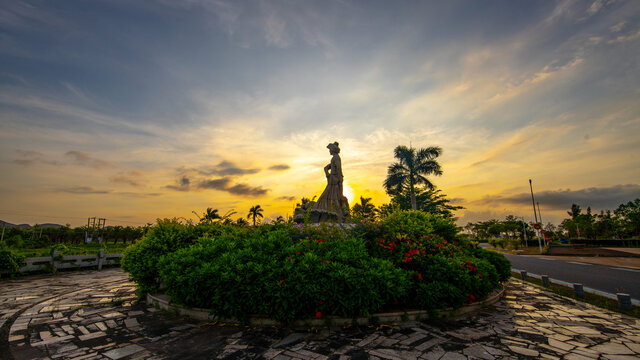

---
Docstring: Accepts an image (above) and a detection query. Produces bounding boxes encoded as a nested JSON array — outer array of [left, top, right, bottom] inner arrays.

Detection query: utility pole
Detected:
[[529, 179, 543, 253]]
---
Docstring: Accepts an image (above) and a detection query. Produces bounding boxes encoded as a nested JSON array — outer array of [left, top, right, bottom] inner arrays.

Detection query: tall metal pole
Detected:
[[537, 202, 543, 225], [521, 217, 528, 247], [529, 179, 542, 252], [529, 179, 538, 223]]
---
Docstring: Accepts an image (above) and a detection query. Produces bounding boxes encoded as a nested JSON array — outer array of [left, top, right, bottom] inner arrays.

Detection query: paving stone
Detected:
[[508, 345, 539, 357], [124, 317, 139, 328], [547, 337, 575, 351], [463, 344, 495, 360], [421, 346, 445, 360], [273, 333, 306, 349], [78, 331, 106, 341], [4, 269, 640, 360], [31, 335, 75, 346], [439, 352, 466, 360], [103, 344, 145, 359]]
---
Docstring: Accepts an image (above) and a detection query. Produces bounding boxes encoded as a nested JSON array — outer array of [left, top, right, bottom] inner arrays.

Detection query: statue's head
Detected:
[[327, 141, 340, 154]]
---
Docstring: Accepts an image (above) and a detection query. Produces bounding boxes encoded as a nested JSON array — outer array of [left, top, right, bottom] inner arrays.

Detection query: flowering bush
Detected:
[[158, 231, 408, 322], [124, 210, 509, 322]]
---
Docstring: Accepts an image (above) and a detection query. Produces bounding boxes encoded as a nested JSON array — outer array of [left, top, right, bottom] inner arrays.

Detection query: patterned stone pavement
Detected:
[[1, 268, 639, 360]]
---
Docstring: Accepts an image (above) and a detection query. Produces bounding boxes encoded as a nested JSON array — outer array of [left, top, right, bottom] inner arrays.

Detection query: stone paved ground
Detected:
[[1, 269, 639, 360]]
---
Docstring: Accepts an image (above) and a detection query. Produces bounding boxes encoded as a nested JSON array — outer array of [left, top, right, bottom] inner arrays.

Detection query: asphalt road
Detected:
[[503, 253, 640, 300]]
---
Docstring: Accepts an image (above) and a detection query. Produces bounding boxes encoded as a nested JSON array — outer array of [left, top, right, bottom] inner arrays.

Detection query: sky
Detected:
[[1, 0, 639, 227]]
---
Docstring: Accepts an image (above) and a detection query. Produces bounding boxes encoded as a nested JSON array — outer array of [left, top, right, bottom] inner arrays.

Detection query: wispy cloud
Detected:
[[56, 186, 111, 194], [109, 170, 143, 187], [268, 164, 290, 171], [65, 151, 113, 169], [12, 149, 62, 166]]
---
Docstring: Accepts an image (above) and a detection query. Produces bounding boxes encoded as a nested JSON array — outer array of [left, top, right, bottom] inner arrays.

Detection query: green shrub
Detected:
[[508, 238, 522, 250], [6, 234, 23, 248], [158, 232, 409, 322], [464, 246, 511, 282], [0, 249, 25, 277], [380, 209, 459, 241], [121, 219, 226, 293], [123, 211, 506, 322]]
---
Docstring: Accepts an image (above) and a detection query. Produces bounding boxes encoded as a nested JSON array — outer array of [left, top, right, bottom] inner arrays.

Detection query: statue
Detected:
[[306, 142, 350, 223]]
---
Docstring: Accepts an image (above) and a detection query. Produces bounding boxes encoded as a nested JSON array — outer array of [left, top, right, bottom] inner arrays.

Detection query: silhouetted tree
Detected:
[[383, 145, 442, 210], [247, 205, 264, 226], [351, 196, 377, 220]]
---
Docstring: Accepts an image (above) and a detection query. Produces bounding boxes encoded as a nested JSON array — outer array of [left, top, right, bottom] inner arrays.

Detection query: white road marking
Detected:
[[609, 267, 640, 272], [567, 261, 592, 266]]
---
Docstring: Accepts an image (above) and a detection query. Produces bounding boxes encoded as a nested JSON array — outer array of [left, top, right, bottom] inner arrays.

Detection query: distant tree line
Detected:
[[1, 224, 146, 249], [465, 198, 640, 242]]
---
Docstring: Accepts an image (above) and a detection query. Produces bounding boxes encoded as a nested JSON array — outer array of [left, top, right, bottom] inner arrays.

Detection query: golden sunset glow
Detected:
[[1, 1, 639, 227]]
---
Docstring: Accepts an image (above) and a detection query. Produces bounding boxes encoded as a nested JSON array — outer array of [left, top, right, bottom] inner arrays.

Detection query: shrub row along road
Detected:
[[504, 253, 640, 299]]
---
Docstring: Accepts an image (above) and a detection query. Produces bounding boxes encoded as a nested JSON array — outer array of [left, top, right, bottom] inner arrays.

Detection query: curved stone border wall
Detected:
[[147, 286, 504, 328]]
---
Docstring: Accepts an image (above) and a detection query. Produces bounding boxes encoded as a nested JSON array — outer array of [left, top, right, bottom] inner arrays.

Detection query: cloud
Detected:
[[268, 164, 290, 171], [167, 175, 269, 197], [198, 177, 268, 196], [226, 183, 269, 196], [12, 149, 62, 166], [56, 186, 111, 194], [474, 184, 640, 211], [65, 151, 113, 169], [587, 0, 605, 16], [610, 21, 626, 33], [114, 191, 162, 198], [276, 195, 297, 201], [166, 176, 191, 191], [179, 161, 260, 176], [109, 170, 143, 187], [608, 29, 640, 43], [198, 178, 232, 190]]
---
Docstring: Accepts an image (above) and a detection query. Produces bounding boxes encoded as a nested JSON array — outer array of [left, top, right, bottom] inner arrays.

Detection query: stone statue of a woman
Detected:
[[309, 142, 350, 223]]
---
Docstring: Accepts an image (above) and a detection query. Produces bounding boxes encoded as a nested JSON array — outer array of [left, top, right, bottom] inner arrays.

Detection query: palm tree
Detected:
[[247, 205, 264, 226], [352, 196, 377, 220], [220, 209, 237, 225], [383, 145, 442, 210], [192, 207, 221, 224]]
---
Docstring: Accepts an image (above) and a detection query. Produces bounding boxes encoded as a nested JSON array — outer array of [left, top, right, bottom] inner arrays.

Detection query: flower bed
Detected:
[[122, 210, 510, 323]]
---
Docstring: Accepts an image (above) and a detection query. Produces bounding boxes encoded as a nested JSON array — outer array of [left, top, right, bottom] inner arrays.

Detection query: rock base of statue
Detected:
[[294, 196, 349, 224]]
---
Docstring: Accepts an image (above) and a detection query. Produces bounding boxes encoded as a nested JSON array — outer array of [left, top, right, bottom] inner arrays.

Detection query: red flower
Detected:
[[279, 280, 285, 284], [322, 260, 327, 263], [296, 252, 301, 255], [318, 300, 324, 305], [417, 273, 423, 280], [478, 273, 483, 278], [316, 311, 322, 319]]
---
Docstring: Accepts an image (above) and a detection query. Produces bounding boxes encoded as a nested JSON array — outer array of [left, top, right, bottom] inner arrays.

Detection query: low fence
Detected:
[[18, 250, 122, 273]]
